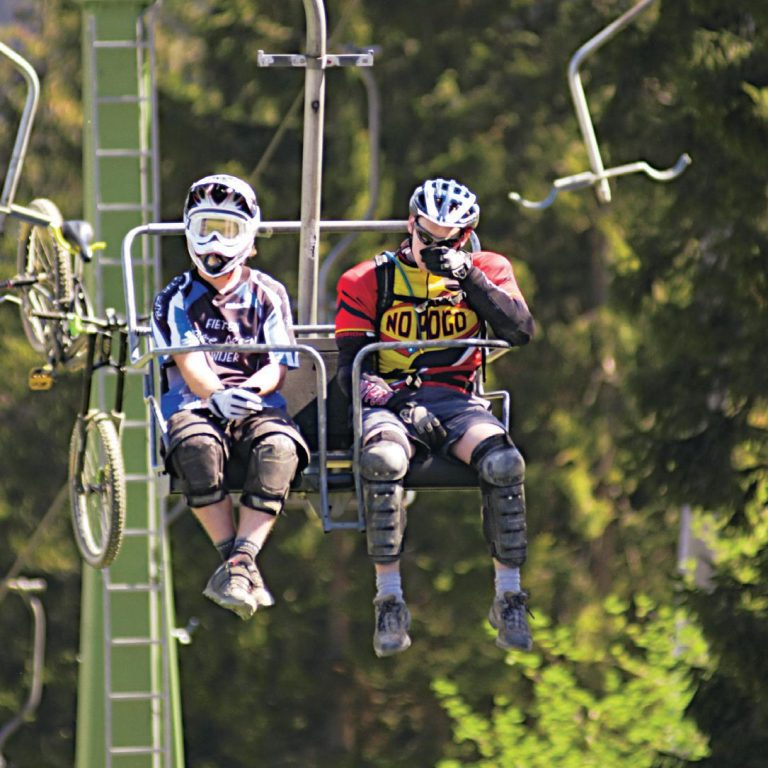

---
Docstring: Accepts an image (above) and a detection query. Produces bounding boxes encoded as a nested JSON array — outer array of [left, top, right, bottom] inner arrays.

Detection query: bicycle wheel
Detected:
[[16, 198, 72, 356], [69, 412, 126, 569]]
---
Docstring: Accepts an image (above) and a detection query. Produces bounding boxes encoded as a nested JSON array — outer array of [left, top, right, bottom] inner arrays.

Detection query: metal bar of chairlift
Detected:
[[0, 42, 40, 232], [508, 0, 691, 210], [296, 0, 327, 326], [0, 578, 47, 768], [318, 48, 382, 320]]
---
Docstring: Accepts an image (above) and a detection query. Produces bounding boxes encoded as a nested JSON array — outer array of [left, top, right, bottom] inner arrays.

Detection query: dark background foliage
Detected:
[[1, 1, 767, 766]]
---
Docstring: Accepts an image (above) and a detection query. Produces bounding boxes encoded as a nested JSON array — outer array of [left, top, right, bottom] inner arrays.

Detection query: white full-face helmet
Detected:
[[408, 177, 480, 230], [183, 174, 261, 277]]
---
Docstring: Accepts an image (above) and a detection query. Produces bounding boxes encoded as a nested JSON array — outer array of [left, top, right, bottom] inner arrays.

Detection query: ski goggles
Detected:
[[187, 213, 250, 243], [413, 217, 467, 249]]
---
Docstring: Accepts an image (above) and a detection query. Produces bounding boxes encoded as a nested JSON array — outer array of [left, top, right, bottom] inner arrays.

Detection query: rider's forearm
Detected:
[[242, 362, 286, 395], [336, 334, 373, 397], [460, 266, 534, 346], [172, 350, 224, 399]]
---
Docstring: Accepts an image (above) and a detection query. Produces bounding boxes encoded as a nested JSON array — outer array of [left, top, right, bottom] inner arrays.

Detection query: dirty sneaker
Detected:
[[373, 595, 412, 657], [488, 591, 533, 651], [203, 556, 275, 620]]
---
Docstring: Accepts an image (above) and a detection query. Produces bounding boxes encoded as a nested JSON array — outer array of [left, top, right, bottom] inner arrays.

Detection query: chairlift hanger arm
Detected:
[[0, 42, 40, 232], [508, 0, 691, 209], [0, 578, 46, 764], [509, 153, 692, 210]]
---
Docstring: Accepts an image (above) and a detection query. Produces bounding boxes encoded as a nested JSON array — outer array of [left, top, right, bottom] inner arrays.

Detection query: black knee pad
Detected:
[[170, 433, 226, 507], [241, 433, 299, 514], [472, 435, 528, 567], [360, 440, 409, 563]]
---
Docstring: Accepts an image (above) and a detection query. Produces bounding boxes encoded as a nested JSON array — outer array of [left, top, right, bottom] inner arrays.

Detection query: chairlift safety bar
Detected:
[[350, 339, 513, 526], [120, 220, 409, 357]]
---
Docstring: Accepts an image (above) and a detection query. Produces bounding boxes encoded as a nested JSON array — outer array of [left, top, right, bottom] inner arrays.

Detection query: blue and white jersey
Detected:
[[151, 266, 299, 419]]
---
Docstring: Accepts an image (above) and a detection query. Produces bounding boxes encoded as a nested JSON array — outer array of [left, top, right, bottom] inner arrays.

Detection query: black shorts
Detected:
[[166, 407, 310, 476], [363, 387, 506, 457]]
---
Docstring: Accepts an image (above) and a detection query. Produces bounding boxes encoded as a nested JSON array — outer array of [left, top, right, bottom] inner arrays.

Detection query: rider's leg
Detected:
[[207, 432, 301, 618], [360, 414, 413, 657], [453, 423, 532, 651]]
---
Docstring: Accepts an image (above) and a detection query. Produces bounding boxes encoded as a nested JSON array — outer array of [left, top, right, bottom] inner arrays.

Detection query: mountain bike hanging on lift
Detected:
[[1, 198, 127, 569]]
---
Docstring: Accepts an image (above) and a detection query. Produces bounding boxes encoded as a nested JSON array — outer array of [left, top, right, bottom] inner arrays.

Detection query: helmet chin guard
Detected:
[[183, 174, 261, 277]]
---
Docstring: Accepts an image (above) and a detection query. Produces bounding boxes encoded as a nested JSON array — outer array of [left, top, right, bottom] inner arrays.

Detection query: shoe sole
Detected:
[[203, 585, 274, 620], [203, 587, 257, 619], [374, 635, 412, 658], [489, 613, 532, 651]]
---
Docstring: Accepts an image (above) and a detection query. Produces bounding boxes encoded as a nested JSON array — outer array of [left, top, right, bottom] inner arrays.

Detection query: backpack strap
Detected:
[[373, 251, 396, 337]]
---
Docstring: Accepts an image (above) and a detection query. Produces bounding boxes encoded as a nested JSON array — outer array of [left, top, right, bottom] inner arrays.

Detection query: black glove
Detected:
[[396, 400, 448, 450], [420, 246, 472, 280]]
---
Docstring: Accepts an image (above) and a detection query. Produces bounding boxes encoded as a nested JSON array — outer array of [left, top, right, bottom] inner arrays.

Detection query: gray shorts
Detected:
[[363, 387, 505, 457]]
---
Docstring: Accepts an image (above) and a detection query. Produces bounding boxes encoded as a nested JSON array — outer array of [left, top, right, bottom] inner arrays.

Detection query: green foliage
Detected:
[[1, 1, 767, 767], [434, 596, 709, 768]]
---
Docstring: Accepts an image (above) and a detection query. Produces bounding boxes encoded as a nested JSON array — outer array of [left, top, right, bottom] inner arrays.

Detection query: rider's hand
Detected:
[[396, 401, 448, 450], [207, 387, 264, 420], [360, 373, 395, 407], [420, 246, 472, 280]]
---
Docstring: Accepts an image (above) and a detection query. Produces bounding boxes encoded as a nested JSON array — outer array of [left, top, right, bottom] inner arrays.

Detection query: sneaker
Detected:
[[373, 595, 412, 658], [488, 591, 533, 651], [203, 556, 275, 620]]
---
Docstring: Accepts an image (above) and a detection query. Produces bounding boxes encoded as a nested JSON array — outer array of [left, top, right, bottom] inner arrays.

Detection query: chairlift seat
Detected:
[[164, 331, 481, 501]]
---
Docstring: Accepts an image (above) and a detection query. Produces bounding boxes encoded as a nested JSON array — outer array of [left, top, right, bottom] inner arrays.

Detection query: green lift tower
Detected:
[[74, 1, 184, 765]]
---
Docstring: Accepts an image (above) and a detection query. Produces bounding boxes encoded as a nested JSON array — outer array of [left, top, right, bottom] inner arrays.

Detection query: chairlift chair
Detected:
[[120, 223, 515, 534]]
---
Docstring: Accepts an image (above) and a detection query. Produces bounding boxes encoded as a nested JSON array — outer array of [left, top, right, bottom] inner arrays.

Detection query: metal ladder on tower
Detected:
[[85, 8, 171, 766]]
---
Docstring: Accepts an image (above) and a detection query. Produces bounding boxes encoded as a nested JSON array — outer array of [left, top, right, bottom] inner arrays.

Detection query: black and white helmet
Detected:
[[183, 174, 261, 277], [408, 177, 480, 229]]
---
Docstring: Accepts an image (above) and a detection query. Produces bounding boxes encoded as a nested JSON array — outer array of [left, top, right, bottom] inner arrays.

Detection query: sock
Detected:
[[214, 536, 235, 561], [229, 538, 261, 563], [375, 571, 404, 602], [494, 566, 521, 597]]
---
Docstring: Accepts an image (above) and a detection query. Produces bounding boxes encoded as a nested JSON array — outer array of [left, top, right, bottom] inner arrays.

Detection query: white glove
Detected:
[[207, 387, 264, 420]]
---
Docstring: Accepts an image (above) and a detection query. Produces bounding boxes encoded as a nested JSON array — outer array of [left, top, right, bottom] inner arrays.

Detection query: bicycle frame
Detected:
[[70, 319, 128, 484]]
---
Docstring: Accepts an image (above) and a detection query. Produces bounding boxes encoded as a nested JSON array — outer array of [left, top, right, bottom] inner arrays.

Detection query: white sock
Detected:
[[494, 566, 521, 597], [376, 571, 404, 602]]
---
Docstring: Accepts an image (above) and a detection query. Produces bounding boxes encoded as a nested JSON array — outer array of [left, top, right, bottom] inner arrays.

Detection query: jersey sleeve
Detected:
[[258, 275, 300, 369], [151, 274, 200, 355], [473, 252, 527, 301], [335, 261, 378, 338], [463, 252, 534, 346]]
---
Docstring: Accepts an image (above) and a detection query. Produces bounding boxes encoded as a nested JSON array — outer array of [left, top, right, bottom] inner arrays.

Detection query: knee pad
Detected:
[[472, 434, 528, 567], [170, 433, 226, 507], [241, 433, 299, 515], [360, 440, 408, 563]]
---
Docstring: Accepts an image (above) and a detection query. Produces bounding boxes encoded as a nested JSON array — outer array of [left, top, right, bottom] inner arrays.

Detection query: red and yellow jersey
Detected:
[[335, 248, 525, 391]]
